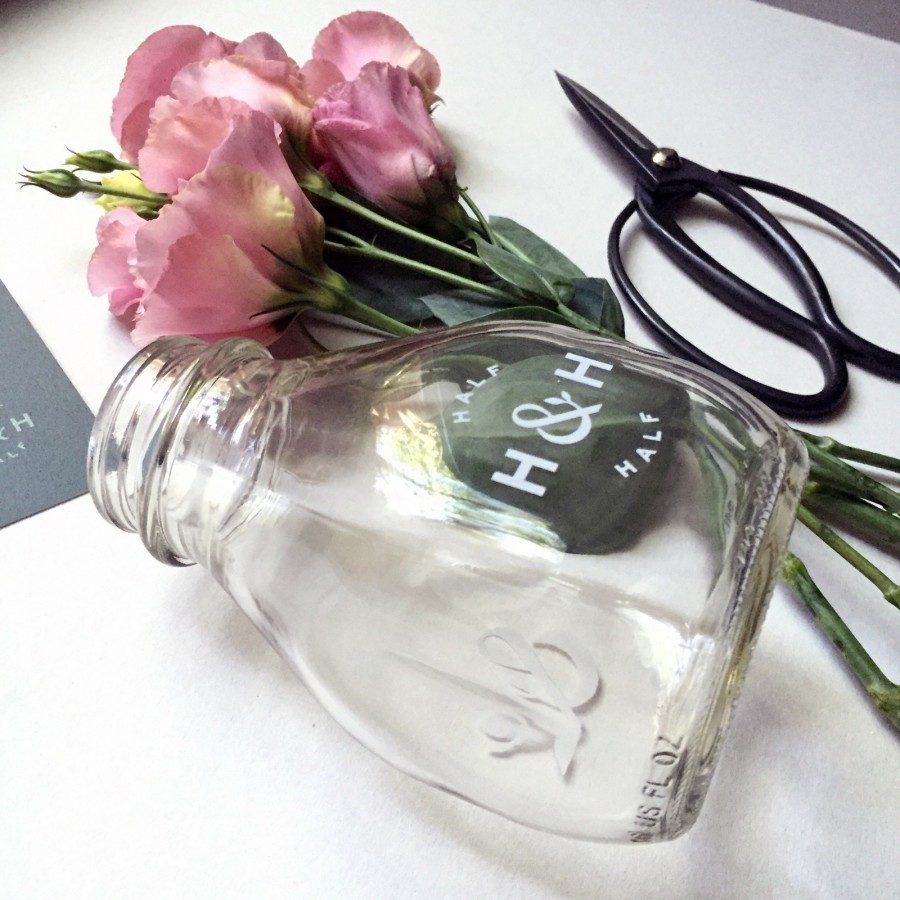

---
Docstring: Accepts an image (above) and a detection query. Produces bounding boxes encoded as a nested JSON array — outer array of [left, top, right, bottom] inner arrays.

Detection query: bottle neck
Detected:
[[88, 337, 282, 566]]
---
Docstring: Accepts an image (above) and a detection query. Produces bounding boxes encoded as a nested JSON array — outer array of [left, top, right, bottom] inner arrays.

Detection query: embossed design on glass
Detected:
[[477, 629, 601, 777], [87, 322, 807, 842]]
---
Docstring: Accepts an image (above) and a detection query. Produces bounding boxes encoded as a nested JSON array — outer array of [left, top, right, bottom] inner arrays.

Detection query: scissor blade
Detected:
[[556, 73, 659, 180]]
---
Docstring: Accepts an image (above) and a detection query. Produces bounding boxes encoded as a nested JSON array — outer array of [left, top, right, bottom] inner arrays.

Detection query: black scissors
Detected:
[[557, 73, 900, 419]]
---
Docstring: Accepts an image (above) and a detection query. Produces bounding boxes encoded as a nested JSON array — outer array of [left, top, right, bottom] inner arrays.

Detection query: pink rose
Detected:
[[311, 63, 457, 223], [87, 207, 144, 321], [111, 26, 238, 162], [302, 11, 440, 105], [138, 97, 300, 196]]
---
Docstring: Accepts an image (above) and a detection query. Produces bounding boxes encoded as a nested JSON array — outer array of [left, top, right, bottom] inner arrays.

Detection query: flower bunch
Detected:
[[24, 12, 620, 347], [21, 12, 900, 728]]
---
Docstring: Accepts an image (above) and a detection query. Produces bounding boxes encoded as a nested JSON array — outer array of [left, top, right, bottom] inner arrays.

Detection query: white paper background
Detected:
[[0, 1, 897, 897]]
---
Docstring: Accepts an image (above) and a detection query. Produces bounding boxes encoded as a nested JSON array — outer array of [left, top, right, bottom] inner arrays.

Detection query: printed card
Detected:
[[0, 280, 95, 528]]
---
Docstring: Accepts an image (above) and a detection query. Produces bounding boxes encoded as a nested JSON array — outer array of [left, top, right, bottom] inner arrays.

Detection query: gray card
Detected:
[[0, 280, 95, 529]]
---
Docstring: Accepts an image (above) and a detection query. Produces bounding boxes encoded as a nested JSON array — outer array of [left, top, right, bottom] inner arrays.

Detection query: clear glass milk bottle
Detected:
[[87, 321, 806, 843]]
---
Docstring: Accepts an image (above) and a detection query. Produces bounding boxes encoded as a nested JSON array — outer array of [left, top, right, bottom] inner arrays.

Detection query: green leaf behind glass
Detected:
[[438, 353, 689, 553]]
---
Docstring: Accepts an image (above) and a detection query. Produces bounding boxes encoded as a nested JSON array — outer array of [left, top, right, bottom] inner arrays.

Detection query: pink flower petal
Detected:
[[310, 11, 440, 102], [139, 96, 305, 208], [111, 25, 237, 161], [299, 58, 345, 99], [132, 235, 289, 344], [312, 63, 455, 219], [135, 164, 323, 294], [131, 233, 285, 346], [234, 32, 295, 63], [205, 111, 306, 215], [87, 207, 145, 318], [139, 96, 242, 193], [170, 55, 313, 141]]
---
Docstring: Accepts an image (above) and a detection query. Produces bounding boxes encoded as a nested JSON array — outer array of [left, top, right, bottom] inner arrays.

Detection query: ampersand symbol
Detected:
[[511, 391, 602, 445]]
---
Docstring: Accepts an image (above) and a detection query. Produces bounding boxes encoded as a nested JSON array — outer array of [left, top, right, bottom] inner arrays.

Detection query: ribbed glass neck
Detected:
[[87, 336, 275, 565]]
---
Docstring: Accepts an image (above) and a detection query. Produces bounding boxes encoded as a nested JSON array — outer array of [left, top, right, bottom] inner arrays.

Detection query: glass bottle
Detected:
[[87, 321, 807, 843]]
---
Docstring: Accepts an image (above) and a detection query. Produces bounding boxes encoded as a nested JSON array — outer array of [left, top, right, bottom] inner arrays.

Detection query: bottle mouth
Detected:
[[87, 336, 272, 564]]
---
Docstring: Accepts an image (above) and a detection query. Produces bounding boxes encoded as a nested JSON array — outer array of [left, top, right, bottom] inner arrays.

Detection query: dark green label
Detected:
[[438, 349, 688, 553]]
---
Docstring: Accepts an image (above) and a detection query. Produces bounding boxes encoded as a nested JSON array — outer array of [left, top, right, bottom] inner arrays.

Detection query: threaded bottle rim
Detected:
[[87, 336, 272, 564]]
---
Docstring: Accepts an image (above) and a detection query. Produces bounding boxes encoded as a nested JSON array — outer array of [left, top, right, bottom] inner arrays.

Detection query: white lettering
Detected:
[[615, 460, 638, 478], [456, 392, 473, 405], [554, 353, 613, 390], [642, 431, 662, 442], [466, 378, 486, 389], [10, 414, 34, 432], [492, 449, 559, 497], [637, 447, 657, 463], [487, 364, 501, 376], [511, 393, 602, 446], [639, 412, 659, 423], [452, 410, 471, 424]]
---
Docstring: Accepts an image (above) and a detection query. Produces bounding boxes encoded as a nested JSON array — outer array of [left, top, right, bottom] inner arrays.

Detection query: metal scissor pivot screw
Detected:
[[652, 147, 681, 170]]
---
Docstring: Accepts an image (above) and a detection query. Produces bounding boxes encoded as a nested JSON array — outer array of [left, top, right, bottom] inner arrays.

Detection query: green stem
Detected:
[[326, 231, 623, 340], [803, 440, 900, 514], [326, 227, 369, 248], [459, 189, 499, 245], [782, 553, 899, 729], [253, 268, 419, 339], [553, 303, 623, 340], [79, 179, 167, 205], [698, 422, 742, 471], [799, 431, 900, 475], [797, 504, 900, 609], [338, 293, 419, 337], [307, 183, 487, 270], [324, 239, 520, 305], [694, 438, 729, 552], [803, 483, 900, 547]]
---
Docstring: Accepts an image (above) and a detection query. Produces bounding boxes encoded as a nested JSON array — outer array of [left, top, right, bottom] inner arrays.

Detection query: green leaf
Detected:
[[463, 305, 575, 327], [421, 294, 579, 330], [569, 278, 626, 338], [488, 216, 586, 280], [598, 280, 626, 337], [474, 237, 559, 302], [329, 257, 438, 324], [420, 291, 508, 325]]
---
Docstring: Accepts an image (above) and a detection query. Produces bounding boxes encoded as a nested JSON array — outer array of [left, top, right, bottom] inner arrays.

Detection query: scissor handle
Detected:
[[719, 171, 900, 379], [608, 175, 850, 417]]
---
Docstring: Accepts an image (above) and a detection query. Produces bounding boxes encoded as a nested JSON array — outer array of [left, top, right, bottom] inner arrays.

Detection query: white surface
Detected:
[[1, 1, 898, 897]]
